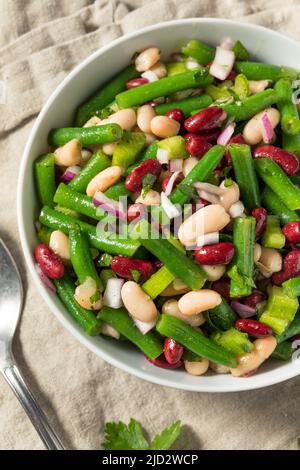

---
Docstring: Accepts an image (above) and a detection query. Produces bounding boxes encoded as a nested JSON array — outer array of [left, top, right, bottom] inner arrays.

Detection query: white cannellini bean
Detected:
[[210, 361, 230, 374], [184, 359, 209, 376], [81, 149, 93, 163], [173, 278, 189, 291], [74, 277, 102, 310], [228, 200, 245, 218], [230, 336, 277, 377], [101, 322, 120, 340], [135, 189, 161, 206], [86, 166, 123, 197], [178, 289, 222, 316], [144, 132, 157, 146], [160, 283, 191, 297], [248, 80, 270, 95], [83, 116, 102, 127], [135, 47, 160, 72], [201, 264, 226, 282], [106, 109, 137, 130], [102, 142, 117, 156], [162, 299, 205, 326], [54, 139, 82, 167], [219, 181, 240, 211], [149, 61, 167, 78], [256, 246, 282, 278], [121, 281, 158, 322], [183, 157, 199, 177], [254, 243, 262, 263], [150, 115, 180, 138], [49, 230, 70, 261], [243, 108, 280, 145], [178, 204, 230, 247], [137, 105, 156, 133]]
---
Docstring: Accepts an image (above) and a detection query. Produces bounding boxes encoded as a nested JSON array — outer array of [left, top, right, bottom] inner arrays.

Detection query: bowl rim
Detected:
[[17, 17, 300, 392]]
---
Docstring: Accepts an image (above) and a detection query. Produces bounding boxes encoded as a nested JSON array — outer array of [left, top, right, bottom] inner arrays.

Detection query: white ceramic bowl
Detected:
[[17, 18, 300, 392]]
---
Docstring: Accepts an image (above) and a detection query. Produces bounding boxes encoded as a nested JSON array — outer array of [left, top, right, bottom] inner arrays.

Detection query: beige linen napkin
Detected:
[[1, 0, 300, 450]]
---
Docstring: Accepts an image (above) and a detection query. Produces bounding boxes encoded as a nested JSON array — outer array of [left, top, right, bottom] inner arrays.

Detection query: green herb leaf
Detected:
[[130, 269, 141, 282], [224, 177, 233, 187], [102, 419, 149, 450], [142, 173, 158, 197], [151, 420, 182, 450]]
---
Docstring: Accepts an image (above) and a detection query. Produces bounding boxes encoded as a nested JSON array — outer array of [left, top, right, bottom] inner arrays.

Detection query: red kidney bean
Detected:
[[145, 354, 183, 369], [235, 319, 273, 338], [165, 108, 185, 124], [211, 278, 231, 301], [272, 249, 300, 285], [111, 256, 155, 282], [253, 145, 300, 176], [198, 128, 221, 143], [251, 207, 268, 240], [185, 133, 212, 157], [125, 159, 162, 192], [126, 77, 149, 89], [34, 244, 64, 279], [161, 175, 183, 193], [163, 338, 184, 365], [224, 133, 246, 165], [127, 203, 147, 223], [184, 106, 227, 133], [194, 242, 235, 265], [282, 221, 300, 243], [243, 290, 266, 310]]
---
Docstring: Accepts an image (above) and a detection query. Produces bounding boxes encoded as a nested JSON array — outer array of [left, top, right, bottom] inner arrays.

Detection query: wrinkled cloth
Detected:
[[0, 0, 300, 450]]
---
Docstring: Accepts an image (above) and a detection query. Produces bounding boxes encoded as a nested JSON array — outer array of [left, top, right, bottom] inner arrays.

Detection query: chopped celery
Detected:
[[157, 136, 189, 159], [166, 62, 187, 76], [142, 266, 175, 299], [282, 276, 300, 297], [112, 132, 146, 168], [205, 84, 233, 103], [262, 215, 285, 249], [212, 328, 253, 357], [232, 74, 249, 100], [276, 313, 300, 343], [259, 286, 299, 334]]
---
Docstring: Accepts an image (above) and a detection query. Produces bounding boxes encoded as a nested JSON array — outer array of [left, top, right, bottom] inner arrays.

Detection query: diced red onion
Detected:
[[156, 148, 169, 164], [35, 263, 56, 293], [133, 318, 157, 335], [209, 47, 235, 81], [164, 171, 181, 196], [161, 192, 181, 219], [141, 70, 159, 82], [229, 200, 245, 218], [231, 300, 256, 318], [103, 278, 124, 309], [196, 231, 219, 247], [217, 121, 236, 146], [93, 191, 126, 220], [220, 37, 235, 51], [61, 165, 81, 183], [260, 112, 274, 143], [169, 158, 183, 173]]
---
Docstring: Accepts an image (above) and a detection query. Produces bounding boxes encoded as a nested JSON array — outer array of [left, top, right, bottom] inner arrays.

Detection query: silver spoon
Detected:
[[0, 238, 64, 450]]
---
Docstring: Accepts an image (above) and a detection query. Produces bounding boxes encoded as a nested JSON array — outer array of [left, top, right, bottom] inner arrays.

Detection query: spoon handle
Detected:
[[2, 363, 64, 450]]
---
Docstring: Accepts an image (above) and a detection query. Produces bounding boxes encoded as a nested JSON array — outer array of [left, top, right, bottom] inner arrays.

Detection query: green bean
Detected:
[[69, 226, 103, 292], [234, 61, 298, 81], [48, 124, 123, 147], [274, 79, 300, 135], [130, 219, 207, 290], [154, 94, 213, 117], [228, 217, 256, 298], [54, 271, 101, 336], [276, 313, 300, 343], [229, 144, 260, 209], [156, 314, 238, 368], [261, 186, 300, 224], [116, 69, 212, 109], [98, 307, 163, 360], [255, 157, 300, 210], [75, 65, 139, 126], [271, 341, 294, 361], [35, 153, 56, 207], [39, 206, 140, 256], [232, 41, 250, 61], [282, 132, 300, 157], [104, 181, 131, 201], [222, 89, 277, 122], [69, 150, 110, 193], [208, 299, 237, 331], [170, 145, 225, 206], [181, 39, 215, 66], [54, 183, 105, 221]]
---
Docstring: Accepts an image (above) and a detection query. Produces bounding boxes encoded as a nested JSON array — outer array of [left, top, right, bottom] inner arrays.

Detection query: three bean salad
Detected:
[[34, 37, 300, 378]]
